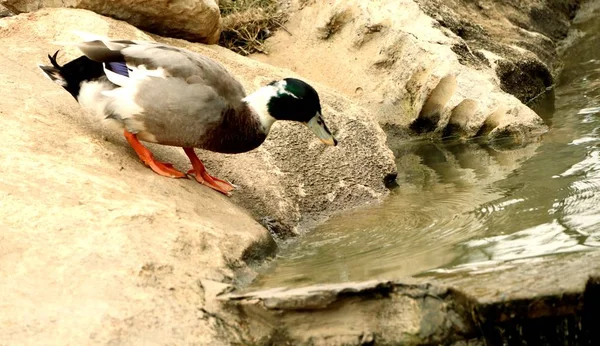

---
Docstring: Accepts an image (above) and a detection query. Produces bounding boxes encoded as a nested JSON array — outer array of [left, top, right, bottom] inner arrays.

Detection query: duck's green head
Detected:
[[250, 78, 338, 146]]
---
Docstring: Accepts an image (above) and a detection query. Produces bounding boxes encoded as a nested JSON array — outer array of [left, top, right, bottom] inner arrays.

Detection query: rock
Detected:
[[0, 8, 396, 238], [251, 0, 570, 142], [415, 0, 580, 103], [0, 8, 272, 345], [224, 251, 600, 345], [424, 251, 600, 345], [223, 280, 480, 345], [0, 0, 221, 43], [0, 4, 12, 17], [0, 8, 395, 343]]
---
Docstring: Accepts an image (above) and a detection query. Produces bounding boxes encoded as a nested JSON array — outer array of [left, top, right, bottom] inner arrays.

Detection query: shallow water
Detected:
[[251, 3, 600, 288]]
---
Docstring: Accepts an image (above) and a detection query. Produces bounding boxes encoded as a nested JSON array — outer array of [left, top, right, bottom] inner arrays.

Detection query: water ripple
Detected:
[[453, 220, 592, 264], [577, 107, 600, 115], [251, 186, 495, 287]]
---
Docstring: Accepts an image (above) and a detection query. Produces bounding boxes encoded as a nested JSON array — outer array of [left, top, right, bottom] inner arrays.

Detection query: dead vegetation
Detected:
[[219, 0, 288, 55], [316, 7, 352, 40]]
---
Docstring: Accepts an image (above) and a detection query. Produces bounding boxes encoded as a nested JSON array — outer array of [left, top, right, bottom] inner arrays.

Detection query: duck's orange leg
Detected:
[[124, 130, 186, 178], [183, 147, 235, 195]]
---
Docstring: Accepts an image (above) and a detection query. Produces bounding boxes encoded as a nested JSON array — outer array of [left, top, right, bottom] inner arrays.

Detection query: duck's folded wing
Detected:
[[77, 39, 246, 103], [103, 77, 228, 147]]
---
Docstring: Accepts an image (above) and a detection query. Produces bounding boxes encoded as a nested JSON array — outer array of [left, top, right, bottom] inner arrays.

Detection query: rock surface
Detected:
[[0, 0, 222, 43], [0, 10, 276, 345], [1, 8, 396, 237], [0, 4, 12, 17], [225, 280, 478, 345], [224, 251, 600, 345], [415, 0, 580, 103], [252, 0, 580, 141], [0, 1, 593, 345], [0, 7, 396, 343]]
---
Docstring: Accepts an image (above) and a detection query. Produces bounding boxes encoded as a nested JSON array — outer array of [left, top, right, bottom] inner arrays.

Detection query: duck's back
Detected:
[[80, 40, 247, 105], [125, 45, 247, 106], [78, 40, 263, 151]]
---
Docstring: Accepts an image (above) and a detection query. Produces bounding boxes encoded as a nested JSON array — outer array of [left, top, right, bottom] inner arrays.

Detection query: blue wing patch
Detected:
[[105, 62, 131, 77]]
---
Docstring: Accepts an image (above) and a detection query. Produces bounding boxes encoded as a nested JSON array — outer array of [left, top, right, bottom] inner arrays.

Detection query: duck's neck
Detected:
[[242, 85, 279, 133]]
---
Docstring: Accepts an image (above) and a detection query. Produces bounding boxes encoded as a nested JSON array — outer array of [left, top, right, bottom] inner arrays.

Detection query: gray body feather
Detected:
[[78, 40, 267, 153]]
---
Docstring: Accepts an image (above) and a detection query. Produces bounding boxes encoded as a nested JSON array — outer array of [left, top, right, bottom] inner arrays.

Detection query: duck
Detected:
[[38, 36, 337, 196]]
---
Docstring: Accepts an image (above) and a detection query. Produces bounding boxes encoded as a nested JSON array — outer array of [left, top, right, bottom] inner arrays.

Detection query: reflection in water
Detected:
[[250, 4, 600, 289], [251, 140, 542, 288]]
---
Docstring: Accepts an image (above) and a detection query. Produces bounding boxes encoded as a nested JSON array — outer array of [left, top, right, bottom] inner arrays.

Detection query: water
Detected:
[[250, 3, 600, 288]]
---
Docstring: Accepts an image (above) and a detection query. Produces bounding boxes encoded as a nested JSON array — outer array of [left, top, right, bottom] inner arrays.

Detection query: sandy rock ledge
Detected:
[[0, 7, 395, 345]]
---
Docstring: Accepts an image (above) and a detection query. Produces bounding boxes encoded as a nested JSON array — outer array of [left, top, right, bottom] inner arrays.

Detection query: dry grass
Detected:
[[219, 0, 288, 55]]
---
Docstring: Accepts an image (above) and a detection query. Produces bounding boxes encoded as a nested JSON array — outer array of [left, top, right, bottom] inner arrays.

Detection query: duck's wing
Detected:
[[75, 39, 248, 147], [77, 39, 247, 105]]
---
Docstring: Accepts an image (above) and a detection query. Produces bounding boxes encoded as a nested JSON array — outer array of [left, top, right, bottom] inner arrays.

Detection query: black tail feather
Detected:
[[48, 50, 61, 69], [38, 51, 106, 100]]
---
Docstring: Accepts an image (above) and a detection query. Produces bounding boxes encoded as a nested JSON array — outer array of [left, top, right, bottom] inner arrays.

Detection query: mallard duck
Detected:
[[38, 37, 337, 195]]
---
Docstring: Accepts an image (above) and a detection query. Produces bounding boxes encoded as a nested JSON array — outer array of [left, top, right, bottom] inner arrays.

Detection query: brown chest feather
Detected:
[[199, 105, 267, 154]]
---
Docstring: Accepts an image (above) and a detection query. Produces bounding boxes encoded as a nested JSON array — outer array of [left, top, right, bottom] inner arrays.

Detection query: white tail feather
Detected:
[[103, 68, 131, 87]]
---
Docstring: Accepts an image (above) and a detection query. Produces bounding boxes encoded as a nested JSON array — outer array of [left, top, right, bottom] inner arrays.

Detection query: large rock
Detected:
[[0, 9, 271, 344], [252, 0, 569, 142], [0, 8, 395, 343], [0, 0, 221, 43], [0, 8, 396, 237], [224, 251, 600, 345], [415, 0, 580, 103]]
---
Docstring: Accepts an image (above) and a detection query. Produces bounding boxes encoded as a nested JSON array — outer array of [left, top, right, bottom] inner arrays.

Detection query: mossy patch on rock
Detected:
[[496, 58, 554, 104]]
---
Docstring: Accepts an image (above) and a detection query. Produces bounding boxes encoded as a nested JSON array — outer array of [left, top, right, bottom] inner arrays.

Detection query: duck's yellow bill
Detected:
[[307, 114, 338, 146]]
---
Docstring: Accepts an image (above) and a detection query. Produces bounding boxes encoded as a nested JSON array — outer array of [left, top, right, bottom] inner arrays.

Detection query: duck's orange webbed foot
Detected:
[[124, 130, 186, 178], [183, 147, 235, 195]]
